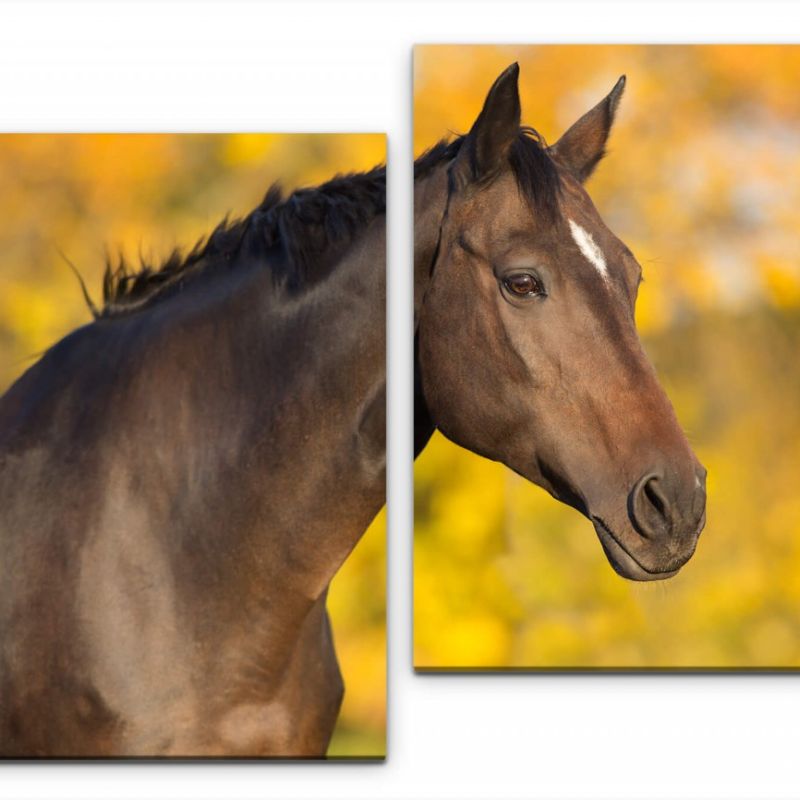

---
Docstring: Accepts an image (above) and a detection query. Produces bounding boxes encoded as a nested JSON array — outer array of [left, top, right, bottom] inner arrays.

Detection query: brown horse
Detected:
[[415, 64, 706, 581], [0, 160, 385, 756]]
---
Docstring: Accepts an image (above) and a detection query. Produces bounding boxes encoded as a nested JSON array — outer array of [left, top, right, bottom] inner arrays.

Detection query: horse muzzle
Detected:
[[591, 464, 707, 581]]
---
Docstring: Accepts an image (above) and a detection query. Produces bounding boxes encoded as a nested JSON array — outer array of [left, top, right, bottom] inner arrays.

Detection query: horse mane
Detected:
[[99, 164, 386, 318], [414, 126, 561, 217]]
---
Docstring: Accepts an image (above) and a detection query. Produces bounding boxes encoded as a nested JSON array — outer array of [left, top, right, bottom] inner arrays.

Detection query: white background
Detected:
[[2, 1, 800, 798]]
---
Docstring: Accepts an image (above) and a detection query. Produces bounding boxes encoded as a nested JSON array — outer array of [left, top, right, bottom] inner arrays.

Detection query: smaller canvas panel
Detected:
[[0, 133, 386, 757]]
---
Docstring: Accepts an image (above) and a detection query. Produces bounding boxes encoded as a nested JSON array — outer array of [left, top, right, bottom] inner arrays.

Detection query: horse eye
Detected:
[[503, 273, 545, 297]]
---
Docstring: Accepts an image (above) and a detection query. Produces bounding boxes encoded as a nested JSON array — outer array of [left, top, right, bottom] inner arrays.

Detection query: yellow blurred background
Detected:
[[0, 133, 386, 754], [414, 45, 800, 669]]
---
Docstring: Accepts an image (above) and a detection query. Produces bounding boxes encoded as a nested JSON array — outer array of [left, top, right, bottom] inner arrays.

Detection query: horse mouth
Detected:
[[591, 516, 685, 582]]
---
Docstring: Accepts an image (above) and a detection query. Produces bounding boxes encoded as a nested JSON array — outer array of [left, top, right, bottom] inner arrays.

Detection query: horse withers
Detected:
[[0, 155, 386, 756], [414, 64, 706, 581]]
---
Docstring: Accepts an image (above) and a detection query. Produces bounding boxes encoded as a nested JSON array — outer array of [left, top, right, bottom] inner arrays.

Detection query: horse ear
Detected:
[[549, 75, 626, 183], [450, 62, 521, 190]]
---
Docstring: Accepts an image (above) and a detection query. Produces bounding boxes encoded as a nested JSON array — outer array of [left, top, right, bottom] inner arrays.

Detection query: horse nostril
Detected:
[[643, 477, 667, 518], [630, 472, 673, 540]]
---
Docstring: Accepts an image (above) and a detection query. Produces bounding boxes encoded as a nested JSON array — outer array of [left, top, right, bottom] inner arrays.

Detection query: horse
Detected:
[[0, 156, 386, 756], [414, 64, 707, 582]]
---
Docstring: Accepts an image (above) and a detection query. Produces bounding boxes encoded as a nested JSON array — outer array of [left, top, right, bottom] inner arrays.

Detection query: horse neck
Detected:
[[128, 218, 386, 602]]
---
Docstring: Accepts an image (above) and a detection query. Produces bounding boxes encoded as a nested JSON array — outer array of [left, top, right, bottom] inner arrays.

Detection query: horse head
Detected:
[[417, 64, 706, 580]]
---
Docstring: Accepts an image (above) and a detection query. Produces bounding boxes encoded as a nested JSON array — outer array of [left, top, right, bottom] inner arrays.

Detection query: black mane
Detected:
[[414, 127, 561, 217], [100, 164, 386, 317]]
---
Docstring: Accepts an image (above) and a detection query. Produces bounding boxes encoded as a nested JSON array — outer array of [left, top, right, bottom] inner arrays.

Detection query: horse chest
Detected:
[[207, 596, 344, 756]]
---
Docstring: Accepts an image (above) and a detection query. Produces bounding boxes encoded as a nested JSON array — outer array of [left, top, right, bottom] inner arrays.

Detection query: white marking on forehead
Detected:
[[568, 218, 608, 280]]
